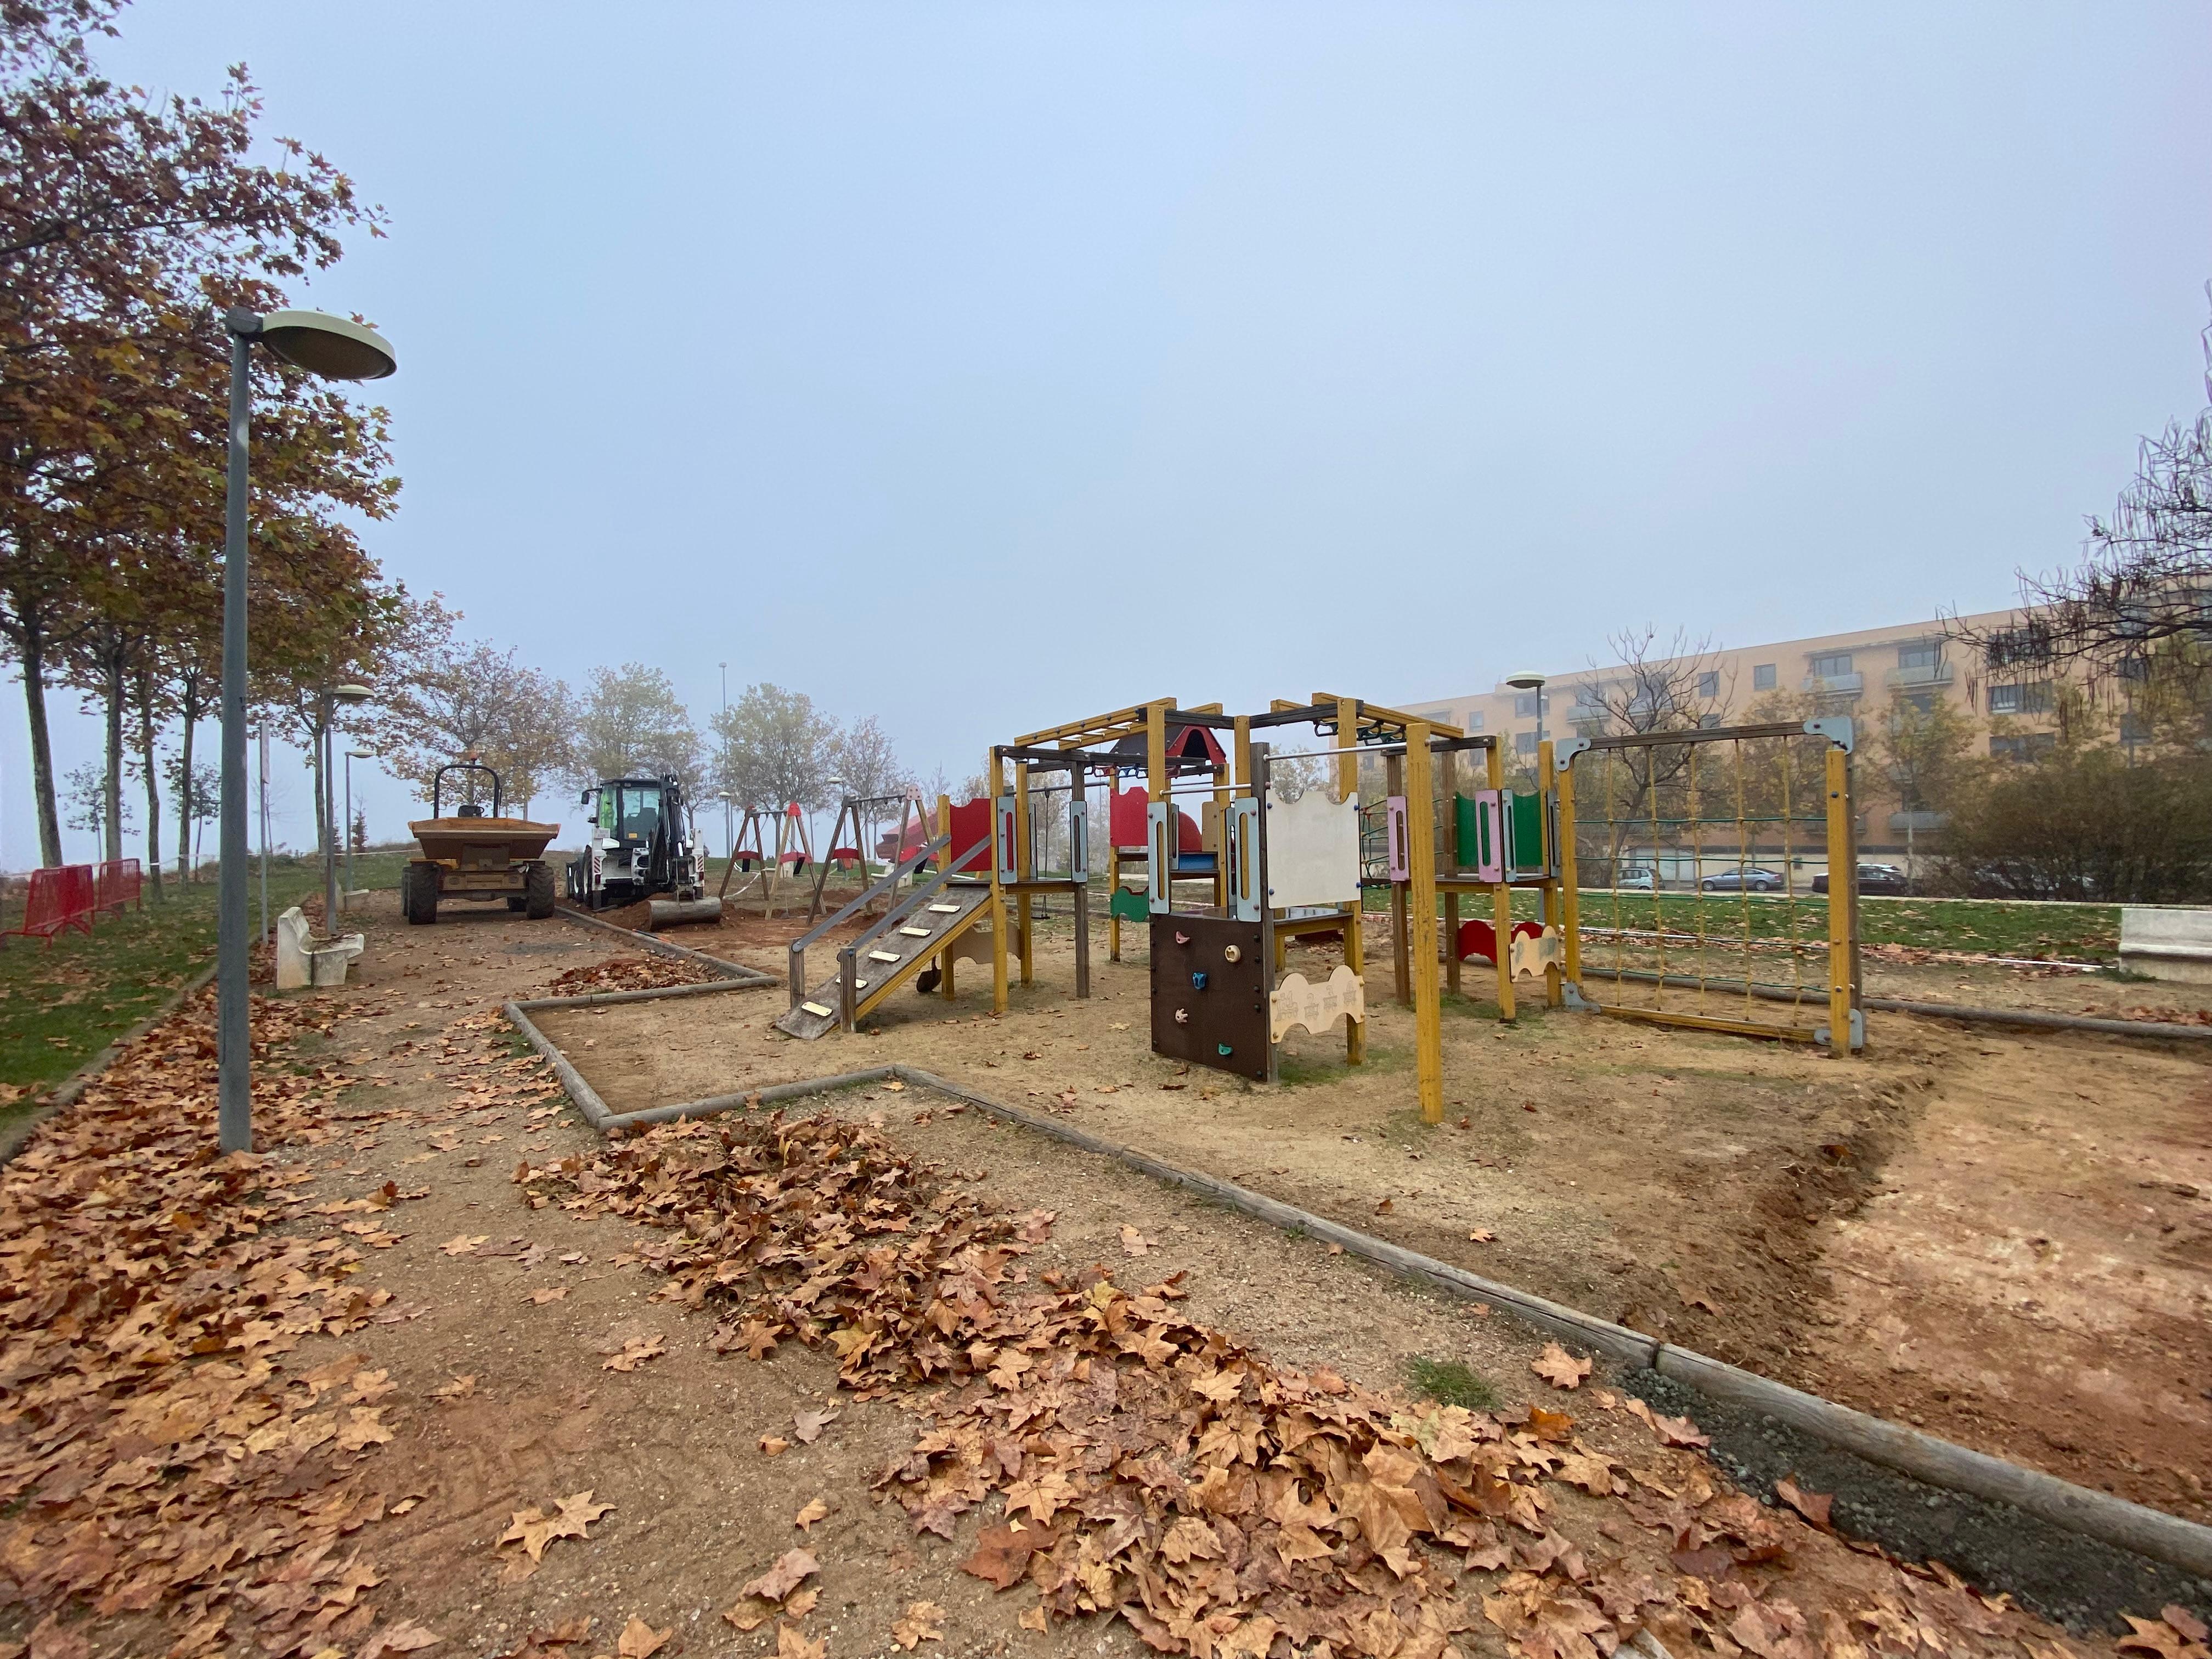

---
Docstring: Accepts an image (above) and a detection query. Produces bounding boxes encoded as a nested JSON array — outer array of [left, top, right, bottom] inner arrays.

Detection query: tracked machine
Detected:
[[565, 775, 722, 926]]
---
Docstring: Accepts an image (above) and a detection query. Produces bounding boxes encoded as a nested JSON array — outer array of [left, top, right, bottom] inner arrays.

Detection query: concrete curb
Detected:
[[554, 903, 778, 985], [0, 960, 221, 1169], [501, 1027, 2212, 1583]]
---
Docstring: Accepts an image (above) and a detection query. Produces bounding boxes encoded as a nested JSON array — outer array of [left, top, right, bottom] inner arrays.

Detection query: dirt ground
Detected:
[[23, 893, 2203, 1654], [548, 905, 2212, 1536]]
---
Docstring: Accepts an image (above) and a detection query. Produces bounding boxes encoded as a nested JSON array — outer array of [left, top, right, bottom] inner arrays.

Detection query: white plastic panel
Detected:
[[1263, 790, 1360, 910]]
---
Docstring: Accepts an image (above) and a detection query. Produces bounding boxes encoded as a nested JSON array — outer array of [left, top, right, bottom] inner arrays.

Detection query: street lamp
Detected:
[[1504, 669, 1548, 760], [219, 307, 396, 1154], [320, 684, 371, 928], [345, 748, 374, 908]]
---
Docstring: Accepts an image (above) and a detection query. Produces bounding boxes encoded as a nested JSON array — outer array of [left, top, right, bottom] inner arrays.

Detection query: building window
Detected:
[[1513, 692, 1548, 719], [1809, 651, 1853, 678], [1463, 709, 1483, 732], [1753, 663, 1777, 690], [1988, 681, 2051, 716], [1901, 691, 1937, 716], [1990, 732, 2057, 762], [1514, 731, 1538, 756], [1698, 712, 1723, 730], [1985, 624, 2053, 670], [1698, 671, 1719, 699], [1897, 641, 1942, 672]]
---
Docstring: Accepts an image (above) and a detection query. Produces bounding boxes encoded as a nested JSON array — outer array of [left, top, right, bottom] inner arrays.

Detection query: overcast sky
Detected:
[[7, 2, 2211, 867]]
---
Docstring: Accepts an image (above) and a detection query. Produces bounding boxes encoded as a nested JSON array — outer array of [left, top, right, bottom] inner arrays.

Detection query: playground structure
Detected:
[[759, 693, 1863, 1120], [1555, 718, 1863, 1050]]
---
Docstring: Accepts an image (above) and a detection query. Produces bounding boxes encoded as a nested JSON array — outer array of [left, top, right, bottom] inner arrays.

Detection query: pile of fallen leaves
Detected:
[[0, 989, 434, 1658], [515, 1114, 2117, 1659], [545, 955, 716, 997]]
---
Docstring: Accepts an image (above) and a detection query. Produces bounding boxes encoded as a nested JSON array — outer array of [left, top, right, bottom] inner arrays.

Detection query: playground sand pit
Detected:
[[546, 913, 2212, 1542]]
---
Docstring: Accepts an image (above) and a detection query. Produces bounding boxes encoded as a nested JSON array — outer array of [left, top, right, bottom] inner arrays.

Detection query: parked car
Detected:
[[1812, 862, 1914, 896], [1614, 866, 1656, 891], [1699, 868, 1786, 893]]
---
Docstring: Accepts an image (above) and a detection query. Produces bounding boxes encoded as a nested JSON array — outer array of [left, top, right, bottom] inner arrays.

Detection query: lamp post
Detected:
[[345, 749, 373, 905], [219, 307, 396, 1154], [1504, 670, 1548, 768]]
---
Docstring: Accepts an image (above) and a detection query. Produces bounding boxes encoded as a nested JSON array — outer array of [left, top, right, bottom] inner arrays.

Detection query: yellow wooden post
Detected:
[[1014, 760, 1033, 986], [1438, 747, 1460, 997], [1486, 740, 1517, 1023], [1825, 743, 1856, 1058], [1555, 757, 1581, 990], [938, 793, 957, 999], [1406, 721, 1443, 1124], [1538, 738, 1562, 1008], [989, 749, 1008, 1014], [1147, 701, 1169, 924], [1334, 696, 1358, 803], [1343, 904, 1366, 1065]]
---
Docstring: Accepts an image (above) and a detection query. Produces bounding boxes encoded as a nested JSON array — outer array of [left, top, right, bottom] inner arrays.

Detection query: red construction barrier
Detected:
[[3, 864, 97, 944], [94, 857, 142, 914]]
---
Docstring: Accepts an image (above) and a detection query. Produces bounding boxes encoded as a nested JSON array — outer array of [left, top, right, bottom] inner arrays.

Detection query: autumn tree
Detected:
[[1869, 690, 1981, 876], [573, 663, 699, 787], [709, 682, 836, 813], [0, 0, 383, 864], [369, 631, 575, 815], [827, 714, 911, 864]]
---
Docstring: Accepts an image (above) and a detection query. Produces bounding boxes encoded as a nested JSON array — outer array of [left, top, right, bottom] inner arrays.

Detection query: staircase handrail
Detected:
[[786, 832, 984, 1009], [832, 835, 994, 1026]]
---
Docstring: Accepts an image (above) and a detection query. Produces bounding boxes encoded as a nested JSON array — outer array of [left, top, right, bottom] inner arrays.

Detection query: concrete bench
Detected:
[[275, 906, 367, 990], [2119, 906, 2212, 984]]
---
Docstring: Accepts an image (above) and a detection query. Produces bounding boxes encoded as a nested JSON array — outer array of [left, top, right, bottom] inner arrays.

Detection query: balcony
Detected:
[[1801, 672, 1864, 696], [1886, 662, 1955, 689], [1888, 810, 1946, 833]]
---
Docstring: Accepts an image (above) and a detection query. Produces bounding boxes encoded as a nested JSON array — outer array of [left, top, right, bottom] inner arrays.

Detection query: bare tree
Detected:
[[573, 663, 699, 787], [1954, 285, 2212, 689], [1566, 629, 1730, 870]]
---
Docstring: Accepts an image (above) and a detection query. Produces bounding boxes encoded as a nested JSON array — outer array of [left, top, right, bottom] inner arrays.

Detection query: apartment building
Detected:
[[1403, 607, 2050, 855]]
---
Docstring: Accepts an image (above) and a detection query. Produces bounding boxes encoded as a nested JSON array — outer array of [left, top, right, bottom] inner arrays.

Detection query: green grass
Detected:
[[1556, 890, 2117, 960], [1406, 1355, 1501, 1412], [0, 851, 407, 1126]]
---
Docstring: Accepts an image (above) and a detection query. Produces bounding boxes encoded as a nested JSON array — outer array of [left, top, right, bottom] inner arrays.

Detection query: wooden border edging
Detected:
[[554, 903, 777, 985], [505, 1029, 2212, 1582], [1588, 968, 2212, 1043]]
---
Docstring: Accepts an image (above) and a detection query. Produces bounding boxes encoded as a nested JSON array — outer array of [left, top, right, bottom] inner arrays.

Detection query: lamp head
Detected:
[[256, 309, 398, 381], [1503, 670, 1548, 692], [330, 683, 373, 705]]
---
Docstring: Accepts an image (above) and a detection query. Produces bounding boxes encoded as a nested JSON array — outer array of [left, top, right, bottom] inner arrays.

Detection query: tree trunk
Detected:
[[102, 645, 125, 865], [18, 617, 63, 867], [176, 704, 196, 885], [136, 667, 163, 901]]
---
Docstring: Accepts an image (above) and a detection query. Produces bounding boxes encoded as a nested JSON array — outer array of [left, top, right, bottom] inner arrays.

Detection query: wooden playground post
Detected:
[[1330, 696, 1367, 1062], [1070, 760, 1090, 998], [989, 750, 1009, 1014], [1107, 768, 1121, 964], [1386, 751, 1410, 1007], [1014, 760, 1033, 986], [1486, 742, 1518, 1022], [1334, 696, 1358, 802], [1438, 746, 1460, 997], [1539, 739, 1563, 1007], [938, 792, 957, 1000], [1405, 721, 1444, 1124], [1825, 743, 1856, 1058], [1555, 761, 1582, 990]]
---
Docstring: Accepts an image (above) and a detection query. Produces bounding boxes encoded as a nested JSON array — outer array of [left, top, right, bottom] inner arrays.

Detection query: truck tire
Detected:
[[524, 860, 556, 919], [402, 863, 438, 926]]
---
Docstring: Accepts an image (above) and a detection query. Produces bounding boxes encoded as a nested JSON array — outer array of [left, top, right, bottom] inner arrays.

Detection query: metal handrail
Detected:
[[833, 836, 993, 1026], [788, 833, 949, 1008]]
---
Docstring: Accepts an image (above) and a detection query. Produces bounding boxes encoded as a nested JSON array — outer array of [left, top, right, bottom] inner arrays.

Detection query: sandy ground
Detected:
[[109, 891, 2155, 1656], [549, 905, 2212, 1534]]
